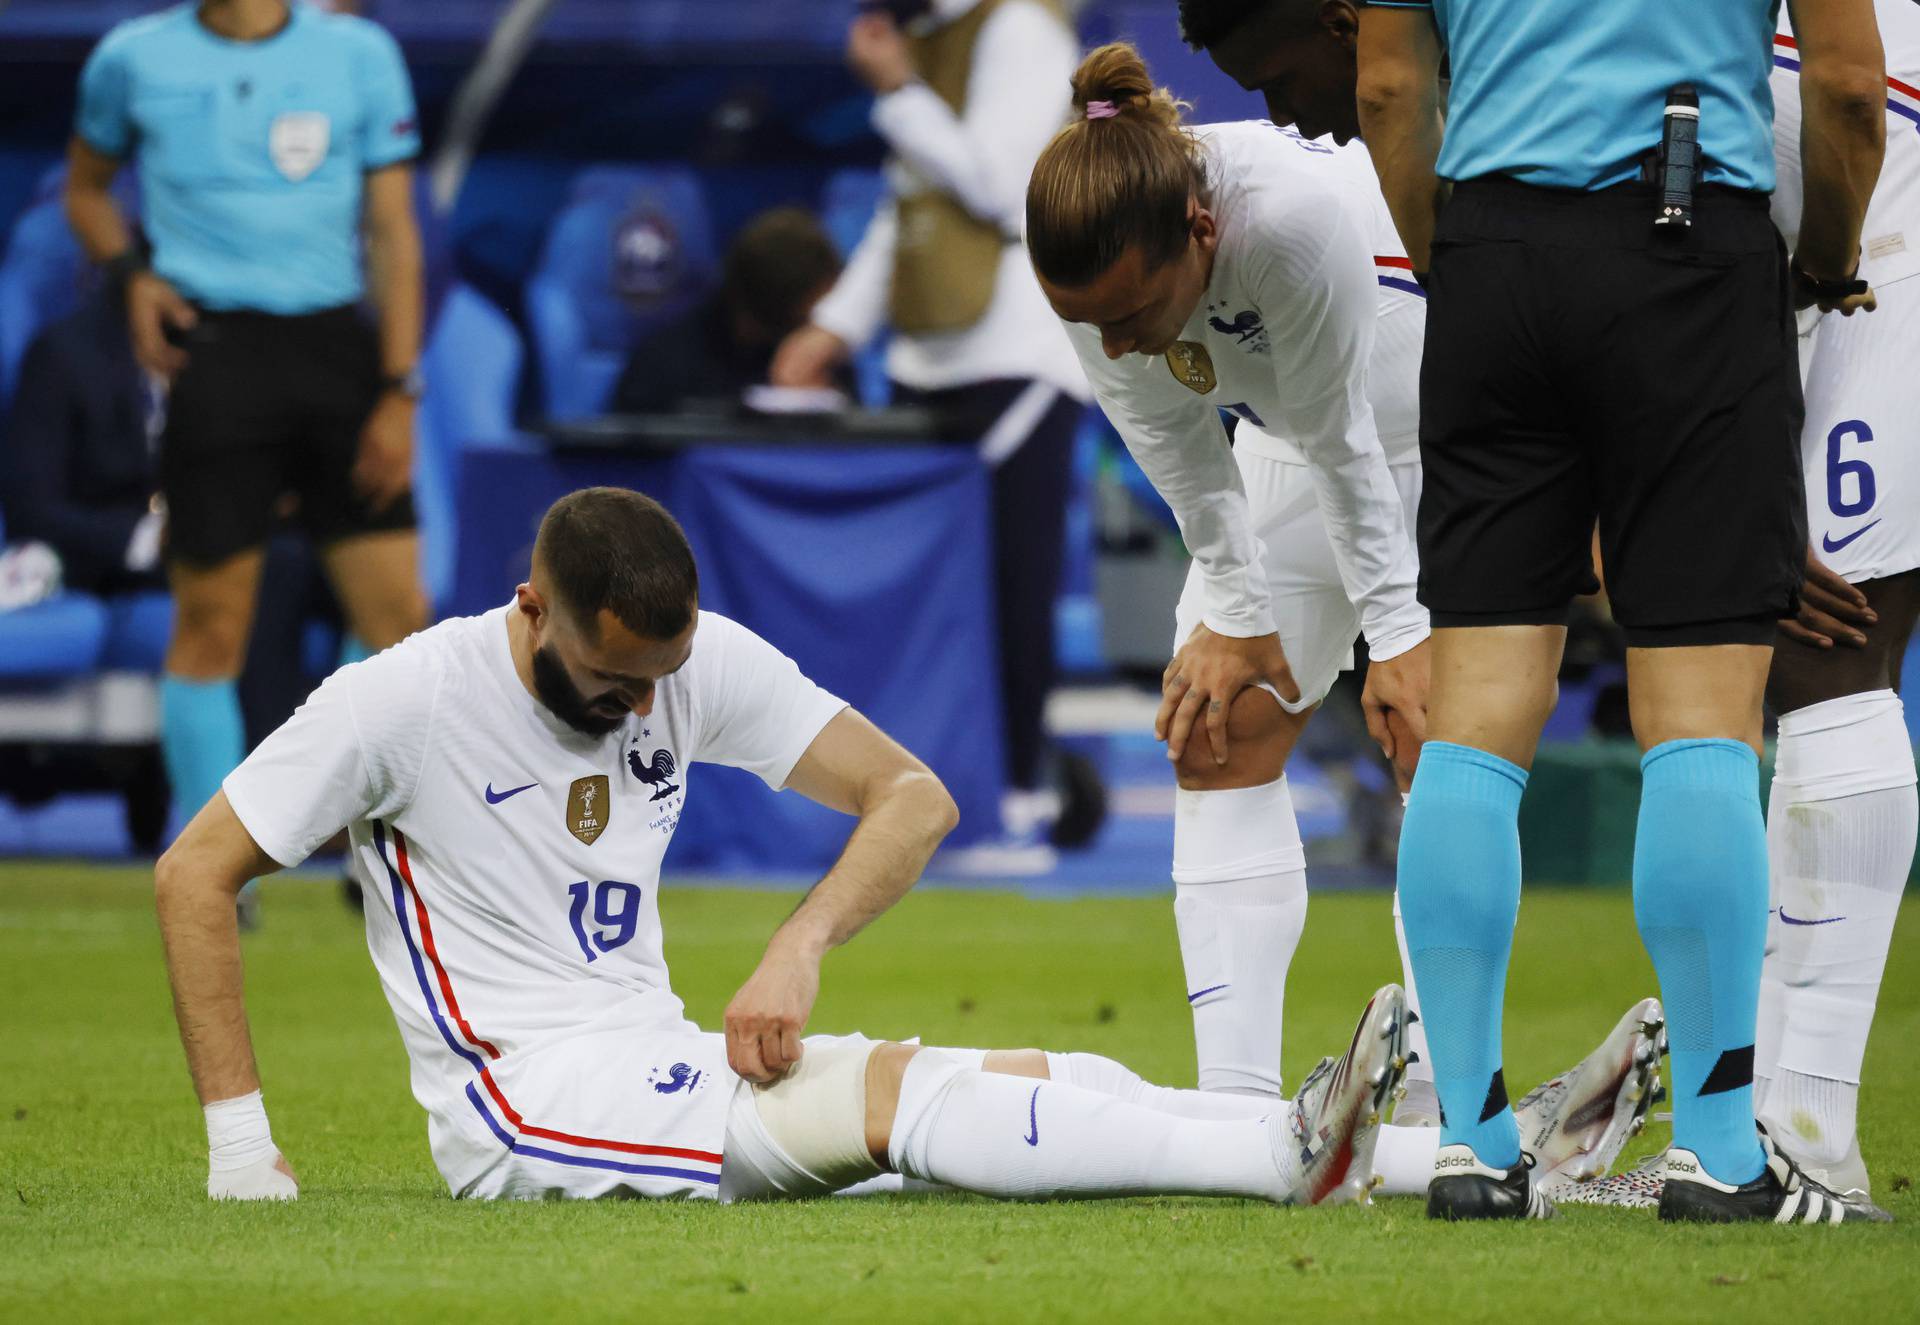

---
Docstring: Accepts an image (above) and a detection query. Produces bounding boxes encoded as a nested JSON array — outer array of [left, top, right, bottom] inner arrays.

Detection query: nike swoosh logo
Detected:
[[1024, 1086, 1041, 1146], [1187, 983, 1231, 1003], [1779, 909, 1846, 926], [1822, 519, 1881, 553], [484, 781, 538, 804]]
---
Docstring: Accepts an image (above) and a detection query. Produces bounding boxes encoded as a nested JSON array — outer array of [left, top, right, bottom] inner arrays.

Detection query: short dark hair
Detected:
[[534, 487, 699, 640], [1177, 0, 1312, 50], [721, 207, 843, 337]]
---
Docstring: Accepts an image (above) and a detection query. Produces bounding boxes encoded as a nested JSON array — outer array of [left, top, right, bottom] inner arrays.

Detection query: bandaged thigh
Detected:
[[741, 1034, 885, 1195]]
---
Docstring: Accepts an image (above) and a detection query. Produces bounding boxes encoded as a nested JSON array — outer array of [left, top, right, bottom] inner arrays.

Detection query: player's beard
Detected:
[[531, 642, 627, 737]]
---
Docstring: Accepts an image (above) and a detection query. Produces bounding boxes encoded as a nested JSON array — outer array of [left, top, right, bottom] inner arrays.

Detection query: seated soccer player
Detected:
[[157, 486, 1409, 1205]]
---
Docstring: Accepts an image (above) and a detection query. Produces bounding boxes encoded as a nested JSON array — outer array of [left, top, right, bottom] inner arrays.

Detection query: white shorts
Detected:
[[454, 1029, 888, 1203], [1173, 446, 1424, 712], [1800, 273, 1920, 583]]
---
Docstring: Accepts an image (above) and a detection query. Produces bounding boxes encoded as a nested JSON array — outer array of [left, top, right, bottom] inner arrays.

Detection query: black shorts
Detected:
[[1418, 176, 1806, 647], [160, 305, 415, 567]]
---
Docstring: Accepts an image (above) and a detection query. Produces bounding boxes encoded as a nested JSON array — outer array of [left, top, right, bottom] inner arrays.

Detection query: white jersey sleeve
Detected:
[[1238, 192, 1426, 660], [1066, 325, 1277, 639], [684, 612, 848, 789], [222, 641, 443, 868]]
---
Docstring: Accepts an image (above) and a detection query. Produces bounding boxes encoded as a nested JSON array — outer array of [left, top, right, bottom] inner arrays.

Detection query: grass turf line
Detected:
[[1, 863, 1915, 1322]]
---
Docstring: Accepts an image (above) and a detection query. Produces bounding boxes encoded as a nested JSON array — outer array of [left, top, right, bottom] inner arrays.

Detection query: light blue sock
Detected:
[[1397, 740, 1526, 1168], [160, 674, 245, 828], [1633, 738, 1768, 1185]]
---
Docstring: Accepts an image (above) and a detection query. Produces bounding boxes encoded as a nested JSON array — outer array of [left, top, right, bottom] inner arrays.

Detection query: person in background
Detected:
[[1, 286, 163, 595], [612, 207, 848, 414], [771, 0, 1099, 863], [62, 0, 430, 846]]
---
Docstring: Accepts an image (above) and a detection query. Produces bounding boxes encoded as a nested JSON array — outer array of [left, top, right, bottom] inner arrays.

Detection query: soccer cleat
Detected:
[[1281, 984, 1409, 1206], [1513, 997, 1666, 1184], [1658, 1129, 1892, 1224], [1547, 1151, 1664, 1209], [1761, 1106, 1877, 1206], [1428, 1145, 1556, 1220]]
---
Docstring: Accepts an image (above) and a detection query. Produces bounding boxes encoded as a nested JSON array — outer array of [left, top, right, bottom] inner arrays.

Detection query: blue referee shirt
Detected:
[[75, 2, 420, 315], [1371, 0, 1782, 192]]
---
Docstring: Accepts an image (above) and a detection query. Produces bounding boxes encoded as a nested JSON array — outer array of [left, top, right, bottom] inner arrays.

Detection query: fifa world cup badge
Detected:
[[1165, 341, 1217, 394], [567, 775, 611, 845]]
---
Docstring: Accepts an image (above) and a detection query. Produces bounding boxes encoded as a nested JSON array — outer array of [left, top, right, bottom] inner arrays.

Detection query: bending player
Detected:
[[1023, 41, 1662, 1197], [157, 486, 1410, 1205]]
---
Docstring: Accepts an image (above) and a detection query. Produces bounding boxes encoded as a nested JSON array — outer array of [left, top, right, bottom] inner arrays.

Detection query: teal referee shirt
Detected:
[[1370, 0, 1783, 191], [75, 2, 420, 315]]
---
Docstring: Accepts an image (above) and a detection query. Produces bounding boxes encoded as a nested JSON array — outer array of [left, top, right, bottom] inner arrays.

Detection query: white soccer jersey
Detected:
[[1771, 2, 1920, 291], [222, 607, 846, 1198], [1062, 121, 1426, 658]]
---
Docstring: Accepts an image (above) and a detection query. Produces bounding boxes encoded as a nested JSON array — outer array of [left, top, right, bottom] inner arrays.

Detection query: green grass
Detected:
[[2, 864, 1916, 1322]]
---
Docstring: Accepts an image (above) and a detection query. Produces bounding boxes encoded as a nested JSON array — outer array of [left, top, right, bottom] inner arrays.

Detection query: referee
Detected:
[[1348, 0, 1888, 1222], [63, 0, 428, 843]]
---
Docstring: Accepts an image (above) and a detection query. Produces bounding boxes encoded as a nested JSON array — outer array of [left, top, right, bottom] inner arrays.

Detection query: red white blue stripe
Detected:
[[1376, 254, 1426, 298], [372, 820, 723, 1186]]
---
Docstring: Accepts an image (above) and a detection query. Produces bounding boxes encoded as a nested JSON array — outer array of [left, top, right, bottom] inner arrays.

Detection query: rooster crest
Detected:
[[627, 747, 681, 801]]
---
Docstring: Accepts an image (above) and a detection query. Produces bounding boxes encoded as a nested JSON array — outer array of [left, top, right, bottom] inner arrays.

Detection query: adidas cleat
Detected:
[[1281, 984, 1409, 1206], [1658, 1129, 1892, 1225], [1514, 997, 1666, 1184], [1761, 1107, 1880, 1209], [1428, 1145, 1556, 1220], [1545, 1151, 1664, 1209]]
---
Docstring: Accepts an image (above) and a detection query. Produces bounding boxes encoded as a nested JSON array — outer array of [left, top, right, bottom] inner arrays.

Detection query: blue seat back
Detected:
[[415, 284, 524, 611], [524, 166, 716, 421]]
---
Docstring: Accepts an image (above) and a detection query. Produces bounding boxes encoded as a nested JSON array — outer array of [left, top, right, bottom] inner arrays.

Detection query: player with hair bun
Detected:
[[1027, 42, 1665, 1197]]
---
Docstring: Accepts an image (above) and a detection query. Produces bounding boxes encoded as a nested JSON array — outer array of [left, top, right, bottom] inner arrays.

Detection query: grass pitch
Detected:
[[2, 863, 1916, 1323]]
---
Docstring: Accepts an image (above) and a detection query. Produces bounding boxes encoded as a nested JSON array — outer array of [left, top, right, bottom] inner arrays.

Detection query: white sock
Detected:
[[1392, 885, 1434, 1092], [888, 1052, 1299, 1202], [1372, 1122, 1442, 1197], [1758, 691, 1915, 1162], [1044, 1051, 1275, 1120], [1173, 779, 1308, 1095]]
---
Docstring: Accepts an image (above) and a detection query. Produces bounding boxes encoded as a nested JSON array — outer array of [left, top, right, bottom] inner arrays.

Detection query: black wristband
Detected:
[[1791, 258, 1868, 302], [102, 249, 147, 292]]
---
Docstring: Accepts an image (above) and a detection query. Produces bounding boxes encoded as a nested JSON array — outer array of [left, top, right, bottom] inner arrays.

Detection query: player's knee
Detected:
[[1174, 689, 1297, 790], [166, 600, 251, 677], [357, 585, 429, 651]]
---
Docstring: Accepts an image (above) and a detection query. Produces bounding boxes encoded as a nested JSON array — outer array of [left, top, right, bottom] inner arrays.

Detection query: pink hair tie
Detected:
[[1085, 100, 1120, 120]]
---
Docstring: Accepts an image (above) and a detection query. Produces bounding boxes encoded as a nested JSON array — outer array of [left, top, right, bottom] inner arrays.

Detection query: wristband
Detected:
[[1790, 258, 1868, 302], [204, 1089, 278, 1172], [103, 249, 147, 292]]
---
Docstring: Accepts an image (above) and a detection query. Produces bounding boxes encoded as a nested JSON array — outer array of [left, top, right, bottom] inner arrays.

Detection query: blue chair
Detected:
[[416, 284, 524, 611], [0, 163, 138, 410], [0, 592, 110, 681], [524, 166, 717, 421]]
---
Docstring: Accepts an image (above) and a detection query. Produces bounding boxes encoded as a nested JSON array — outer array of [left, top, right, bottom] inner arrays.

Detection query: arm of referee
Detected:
[[1356, 3, 1446, 273], [1789, 0, 1888, 310]]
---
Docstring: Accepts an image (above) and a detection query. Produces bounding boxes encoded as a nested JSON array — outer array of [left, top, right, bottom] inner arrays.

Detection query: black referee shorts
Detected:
[[1418, 176, 1806, 647], [161, 305, 416, 568]]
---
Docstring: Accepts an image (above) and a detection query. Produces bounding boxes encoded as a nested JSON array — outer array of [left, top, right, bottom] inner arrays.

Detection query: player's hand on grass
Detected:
[[1782, 550, 1875, 650], [1361, 636, 1430, 789], [1158, 625, 1297, 767], [126, 270, 197, 378], [208, 1151, 299, 1202], [353, 394, 415, 512], [725, 938, 821, 1085], [769, 324, 849, 390]]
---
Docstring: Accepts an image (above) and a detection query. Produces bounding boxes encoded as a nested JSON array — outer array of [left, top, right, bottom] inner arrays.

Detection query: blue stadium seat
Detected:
[[416, 283, 524, 610], [524, 165, 717, 421], [818, 167, 893, 409], [99, 591, 171, 673], [0, 593, 109, 680]]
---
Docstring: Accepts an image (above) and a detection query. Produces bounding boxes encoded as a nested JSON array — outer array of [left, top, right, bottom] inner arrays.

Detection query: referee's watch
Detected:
[[380, 365, 426, 401], [1790, 258, 1869, 303]]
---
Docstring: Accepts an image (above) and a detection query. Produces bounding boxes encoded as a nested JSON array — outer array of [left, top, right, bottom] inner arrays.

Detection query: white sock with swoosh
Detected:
[[887, 1051, 1299, 1201], [1757, 690, 1916, 1163]]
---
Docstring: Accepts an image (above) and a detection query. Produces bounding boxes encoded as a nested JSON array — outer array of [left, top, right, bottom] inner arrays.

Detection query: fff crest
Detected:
[[567, 775, 610, 845], [1165, 341, 1217, 394]]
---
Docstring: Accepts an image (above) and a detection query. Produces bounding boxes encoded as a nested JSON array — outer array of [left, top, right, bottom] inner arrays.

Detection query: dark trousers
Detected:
[[894, 378, 1086, 791]]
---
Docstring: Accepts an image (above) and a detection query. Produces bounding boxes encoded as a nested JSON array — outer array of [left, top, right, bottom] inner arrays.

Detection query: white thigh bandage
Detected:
[[721, 1034, 883, 1200]]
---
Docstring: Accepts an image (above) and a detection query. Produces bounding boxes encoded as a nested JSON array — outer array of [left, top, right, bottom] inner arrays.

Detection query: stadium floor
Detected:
[[3, 863, 1915, 1322]]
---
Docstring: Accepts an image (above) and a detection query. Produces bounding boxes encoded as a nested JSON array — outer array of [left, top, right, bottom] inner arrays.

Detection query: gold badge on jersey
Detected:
[[567, 775, 610, 845], [1165, 341, 1217, 394]]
